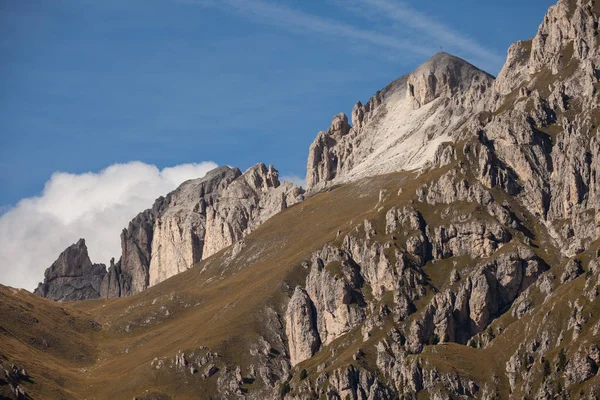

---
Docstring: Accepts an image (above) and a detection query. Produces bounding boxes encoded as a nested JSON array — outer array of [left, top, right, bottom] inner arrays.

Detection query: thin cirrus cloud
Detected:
[[0, 161, 217, 291], [347, 0, 505, 72], [182, 0, 503, 72], [180, 0, 437, 57]]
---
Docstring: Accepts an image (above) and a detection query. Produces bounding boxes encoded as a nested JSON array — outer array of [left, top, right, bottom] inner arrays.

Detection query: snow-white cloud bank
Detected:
[[0, 161, 217, 291]]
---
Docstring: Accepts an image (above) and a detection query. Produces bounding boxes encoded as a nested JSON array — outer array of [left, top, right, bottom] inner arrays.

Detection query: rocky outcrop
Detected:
[[404, 247, 547, 351], [99, 258, 121, 298], [101, 198, 166, 298], [305, 247, 366, 346], [345, 211, 428, 303], [407, 51, 493, 110], [317, 364, 395, 400], [494, 0, 600, 96], [306, 52, 494, 192], [375, 338, 483, 399], [148, 166, 241, 286], [564, 350, 599, 387], [561, 258, 584, 283], [285, 287, 320, 366], [0, 360, 29, 400], [34, 239, 106, 301], [306, 113, 351, 190], [37, 164, 304, 301], [149, 163, 303, 286], [428, 221, 511, 260], [468, 0, 600, 257]]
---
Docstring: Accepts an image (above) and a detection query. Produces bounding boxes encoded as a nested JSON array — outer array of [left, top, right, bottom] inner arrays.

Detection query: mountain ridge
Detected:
[[34, 163, 304, 301], [3, 0, 600, 398], [34, 49, 496, 302]]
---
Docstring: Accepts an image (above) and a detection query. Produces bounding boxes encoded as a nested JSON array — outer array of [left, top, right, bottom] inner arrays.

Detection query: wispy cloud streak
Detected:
[[181, 0, 504, 73], [346, 0, 505, 71], [181, 0, 436, 57]]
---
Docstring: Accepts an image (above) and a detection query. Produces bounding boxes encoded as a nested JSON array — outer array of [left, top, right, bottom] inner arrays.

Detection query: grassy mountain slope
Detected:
[[1, 172, 411, 399], [4, 152, 597, 398]]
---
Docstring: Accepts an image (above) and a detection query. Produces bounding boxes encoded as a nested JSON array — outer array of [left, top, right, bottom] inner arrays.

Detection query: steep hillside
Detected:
[[3, 160, 599, 398], [2, 171, 405, 399], [2, 0, 600, 399]]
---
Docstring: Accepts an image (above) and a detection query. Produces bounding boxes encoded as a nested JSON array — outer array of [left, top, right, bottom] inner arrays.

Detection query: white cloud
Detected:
[[0, 161, 217, 291], [280, 174, 305, 189]]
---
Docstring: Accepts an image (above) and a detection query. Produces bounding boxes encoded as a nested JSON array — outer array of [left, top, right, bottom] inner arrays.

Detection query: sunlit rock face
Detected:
[[306, 52, 494, 192], [148, 163, 304, 287], [37, 164, 304, 299]]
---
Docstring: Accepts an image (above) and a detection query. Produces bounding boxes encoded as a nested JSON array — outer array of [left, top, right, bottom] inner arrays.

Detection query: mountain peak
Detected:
[[421, 51, 468, 65], [417, 52, 493, 78], [33, 239, 107, 301], [407, 52, 494, 108], [306, 52, 495, 191]]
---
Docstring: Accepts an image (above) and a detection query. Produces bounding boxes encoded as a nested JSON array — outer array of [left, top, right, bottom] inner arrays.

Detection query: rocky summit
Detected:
[[2, 0, 600, 399], [33, 239, 107, 302], [306, 52, 494, 192], [34, 163, 304, 301]]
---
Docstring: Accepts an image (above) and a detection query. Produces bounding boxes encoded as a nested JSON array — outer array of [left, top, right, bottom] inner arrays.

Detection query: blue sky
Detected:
[[1, 0, 556, 208]]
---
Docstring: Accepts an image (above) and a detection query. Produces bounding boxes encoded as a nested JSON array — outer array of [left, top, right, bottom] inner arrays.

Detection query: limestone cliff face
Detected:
[[148, 166, 241, 286], [285, 287, 320, 366], [468, 0, 600, 256], [149, 164, 303, 286], [305, 247, 366, 347], [201, 164, 300, 259], [101, 198, 167, 298], [37, 164, 304, 300], [306, 52, 494, 192], [34, 239, 106, 302], [494, 0, 599, 96]]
